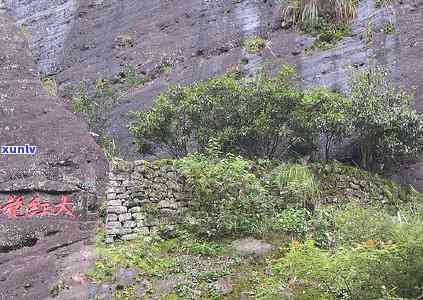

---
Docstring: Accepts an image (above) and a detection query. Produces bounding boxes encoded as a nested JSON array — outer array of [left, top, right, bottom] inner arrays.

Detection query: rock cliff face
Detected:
[[1, 0, 423, 298], [1, 0, 423, 181], [0, 10, 108, 212], [1, 0, 423, 183], [0, 8, 107, 300]]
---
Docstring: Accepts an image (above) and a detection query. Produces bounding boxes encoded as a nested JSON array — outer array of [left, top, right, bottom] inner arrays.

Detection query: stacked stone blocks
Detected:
[[105, 160, 191, 243]]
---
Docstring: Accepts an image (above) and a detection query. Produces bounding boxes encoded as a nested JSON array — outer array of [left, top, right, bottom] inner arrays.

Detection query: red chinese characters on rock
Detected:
[[0, 194, 75, 218]]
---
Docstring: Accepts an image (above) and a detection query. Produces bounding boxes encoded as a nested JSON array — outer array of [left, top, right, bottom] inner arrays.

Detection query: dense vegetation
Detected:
[[91, 45, 423, 298], [129, 65, 423, 172], [92, 157, 423, 299]]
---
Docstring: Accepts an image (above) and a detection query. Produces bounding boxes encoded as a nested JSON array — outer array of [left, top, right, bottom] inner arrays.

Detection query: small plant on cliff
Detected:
[[242, 36, 269, 54], [282, 0, 358, 31], [41, 76, 58, 97], [375, 0, 395, 8]]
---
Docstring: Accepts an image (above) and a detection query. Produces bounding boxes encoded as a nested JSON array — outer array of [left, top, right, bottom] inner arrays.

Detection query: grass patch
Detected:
[[304, 23, 352, 53], [41, 76, 58, 97], [242, 36, 269, 54], [382, 21, 396, 34], [376, 0, 395, 8], [282, 0, 358, 31]]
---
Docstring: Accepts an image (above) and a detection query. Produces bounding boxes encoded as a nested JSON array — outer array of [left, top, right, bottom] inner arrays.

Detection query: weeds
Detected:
[[41, 76, 58, 97], [242, 36, 269, 54], [282, 0, 359, 31]]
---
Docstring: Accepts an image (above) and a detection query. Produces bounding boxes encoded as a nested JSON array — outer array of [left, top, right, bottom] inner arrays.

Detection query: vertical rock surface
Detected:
[[0, 9, 107, 300], [0, 10, 108, 205], [1, 0, 423, 180]]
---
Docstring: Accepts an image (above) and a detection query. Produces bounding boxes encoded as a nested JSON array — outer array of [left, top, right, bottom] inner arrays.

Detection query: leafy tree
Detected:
[[304, 88, 353, 160], [129, 66, 316, 159], [349, 66, 423, 171]]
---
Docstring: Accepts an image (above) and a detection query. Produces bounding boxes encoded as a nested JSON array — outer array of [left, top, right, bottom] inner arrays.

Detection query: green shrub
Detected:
[[175, 153, 276, 238], [310, 206, 337, 248], [258, 228, 423, 299], [258, 240, 393, 299], [305, 88, 353, 160], [72, 79, 120, 137], [129, 66, 316, 159], [270, 164, 321, 208], [349, 65, 423, 171], [333, 202, 394, 246], [274, 208, 309, 240], [130, 64, 423, 174]]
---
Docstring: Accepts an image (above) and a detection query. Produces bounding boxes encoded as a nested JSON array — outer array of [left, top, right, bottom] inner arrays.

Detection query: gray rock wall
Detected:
[[3, 0, 79, 74], [3, 0, 423, 191], [105, 160, 191, 243], [0, 10, 108, 217]]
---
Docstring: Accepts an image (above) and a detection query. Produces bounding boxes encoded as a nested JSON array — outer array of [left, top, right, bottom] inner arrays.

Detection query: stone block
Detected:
[[109, 180, 122, 187], [134, 160, 147, 166], [124, 221, 137, 228], [161, 208, 179, 217], [132, 213, 145, 220], [107, 206, 127, 214], [107, 193, 117, 200], [119, 228, 133, 235], [106, 221, 122, 229], [122, 234, 138, 241], [149, 226, 158, 234], [107, 214, 118, 222], [133, 227, 149, 235], [106, 228, 121, 235], [150, 197, 159, 203], [119, 213, 132, 222], [108, 200, 122, 206], [116, 192, 131, 199], [106, 187, 116, 194], [129, 207, 141, 213], [110, 173, 127, 181], [105, 236, 114, 244], [135, 217, 144, 225], [122, 180, 132, 187], [159, 200, 178, 209], [144, 218, 159, 226], [113, 187, 126, 194], [111, 160, 134, 173]]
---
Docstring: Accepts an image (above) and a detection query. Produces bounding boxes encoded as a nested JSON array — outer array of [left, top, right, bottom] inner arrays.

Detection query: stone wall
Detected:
[[105, 160, 191, 243]]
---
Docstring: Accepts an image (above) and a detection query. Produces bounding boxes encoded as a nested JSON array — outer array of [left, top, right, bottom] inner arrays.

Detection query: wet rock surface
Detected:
[[0, 219, 96, 300], [0, 11, 108, 200], [0, 8, 106, 300]]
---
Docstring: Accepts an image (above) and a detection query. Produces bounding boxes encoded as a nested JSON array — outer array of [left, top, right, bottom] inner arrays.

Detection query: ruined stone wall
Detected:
[[105, 160, 191, 243]]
